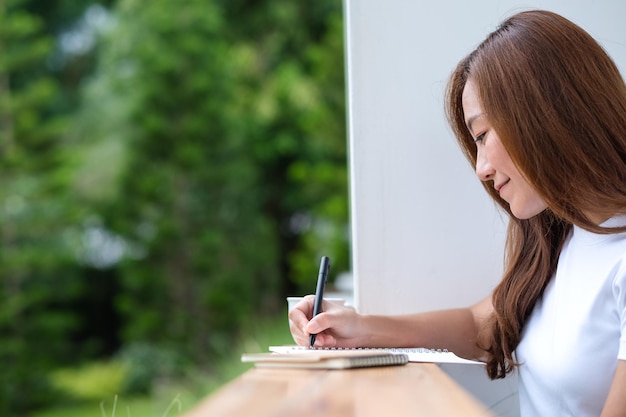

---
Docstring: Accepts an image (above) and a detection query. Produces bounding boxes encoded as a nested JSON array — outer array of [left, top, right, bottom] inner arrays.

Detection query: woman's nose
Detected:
[[475, 149, 494, 181]]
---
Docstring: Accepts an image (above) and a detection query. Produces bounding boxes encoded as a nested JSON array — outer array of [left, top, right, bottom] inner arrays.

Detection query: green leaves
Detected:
[[1, 1, 348, 413]]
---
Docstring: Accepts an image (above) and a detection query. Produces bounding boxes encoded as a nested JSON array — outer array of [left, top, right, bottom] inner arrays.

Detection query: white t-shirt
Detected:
[[516, 215, 626, 417]]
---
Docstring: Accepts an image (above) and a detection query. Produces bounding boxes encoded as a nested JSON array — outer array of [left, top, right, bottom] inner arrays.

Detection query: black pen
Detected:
[[309, 256, 331, 347]]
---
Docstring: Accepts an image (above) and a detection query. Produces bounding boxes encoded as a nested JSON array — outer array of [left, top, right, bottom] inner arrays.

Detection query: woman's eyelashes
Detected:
[[474, 132, 486, 144]]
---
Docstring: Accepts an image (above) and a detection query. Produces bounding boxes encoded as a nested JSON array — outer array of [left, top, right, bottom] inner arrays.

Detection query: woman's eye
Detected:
[[474, 133, 486, 144]]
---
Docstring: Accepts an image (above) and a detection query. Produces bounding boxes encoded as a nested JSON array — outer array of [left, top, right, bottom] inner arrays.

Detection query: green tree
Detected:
[[23, 0, 117, 114], [69, 0, 348, 369], [0, 0, 83, 412], [72, 0, 280, 363], [216, 0, 350, 292]]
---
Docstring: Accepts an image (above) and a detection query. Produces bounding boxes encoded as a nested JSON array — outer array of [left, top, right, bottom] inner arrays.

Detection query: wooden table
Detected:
[[181, 363, 495, 417]]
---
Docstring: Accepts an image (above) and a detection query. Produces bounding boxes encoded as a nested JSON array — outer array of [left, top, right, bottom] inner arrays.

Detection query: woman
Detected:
[[289, 10, 626, 417]]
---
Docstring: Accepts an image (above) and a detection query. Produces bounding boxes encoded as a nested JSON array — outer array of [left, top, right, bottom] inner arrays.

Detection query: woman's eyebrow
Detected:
[[465, 113, 484, 135]]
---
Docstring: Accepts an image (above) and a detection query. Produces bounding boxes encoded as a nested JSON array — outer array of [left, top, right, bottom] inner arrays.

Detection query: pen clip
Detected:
[[319, 256, 330, 283]]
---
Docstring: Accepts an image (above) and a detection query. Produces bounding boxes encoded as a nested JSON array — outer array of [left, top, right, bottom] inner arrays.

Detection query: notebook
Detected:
[[241, 349, 409, 370], [268, 346, 484, 365]]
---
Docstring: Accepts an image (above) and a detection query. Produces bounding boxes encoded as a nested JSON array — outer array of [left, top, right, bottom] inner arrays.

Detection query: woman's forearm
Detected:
[[359, 299, 491, 360]]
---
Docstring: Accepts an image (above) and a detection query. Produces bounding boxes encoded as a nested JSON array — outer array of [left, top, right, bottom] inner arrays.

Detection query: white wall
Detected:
[[346, 0, 626, 316], [344, 1, 626, 415]]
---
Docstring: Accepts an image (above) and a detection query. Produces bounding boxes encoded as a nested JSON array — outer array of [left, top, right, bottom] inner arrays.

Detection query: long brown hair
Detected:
[[445, 10, 626, 379]]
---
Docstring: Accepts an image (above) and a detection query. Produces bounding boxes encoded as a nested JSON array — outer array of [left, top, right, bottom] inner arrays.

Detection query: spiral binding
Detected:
[[304, 346, 450, 354]]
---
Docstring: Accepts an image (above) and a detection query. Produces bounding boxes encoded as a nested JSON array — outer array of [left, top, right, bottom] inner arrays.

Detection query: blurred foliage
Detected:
[[37, 312, 294, 417], [116, 342, 183, 395], [0, 0, 348, 414], [50, 361, 127, 402], [50, 343, 180, 400], [0, 0, 84, 412]]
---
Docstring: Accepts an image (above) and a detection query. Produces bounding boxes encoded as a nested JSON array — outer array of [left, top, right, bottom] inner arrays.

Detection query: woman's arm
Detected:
[[601, 360, 626, 417], [288, 294, 493, 361]]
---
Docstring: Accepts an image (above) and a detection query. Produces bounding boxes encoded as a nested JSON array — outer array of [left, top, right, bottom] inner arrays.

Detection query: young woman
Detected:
[[288, 10, 626, 417]]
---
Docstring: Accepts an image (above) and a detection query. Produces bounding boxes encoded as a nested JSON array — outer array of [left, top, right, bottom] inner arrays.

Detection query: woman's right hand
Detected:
[[288, 295, 365, 348]]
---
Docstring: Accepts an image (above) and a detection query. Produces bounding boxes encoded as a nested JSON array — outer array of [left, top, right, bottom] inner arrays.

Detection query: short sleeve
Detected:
[[614, 256, 626, 360]]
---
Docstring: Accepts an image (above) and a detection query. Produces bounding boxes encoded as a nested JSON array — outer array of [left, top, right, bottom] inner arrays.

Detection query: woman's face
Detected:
[[462, 80, 548, 219]]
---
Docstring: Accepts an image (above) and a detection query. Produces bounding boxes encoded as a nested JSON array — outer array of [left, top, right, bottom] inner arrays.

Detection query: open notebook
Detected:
[[268, 346, 484, 365]]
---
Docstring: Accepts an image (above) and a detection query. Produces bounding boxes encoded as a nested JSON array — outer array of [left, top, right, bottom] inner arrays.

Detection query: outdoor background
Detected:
[[0, 0, 349, 415]]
